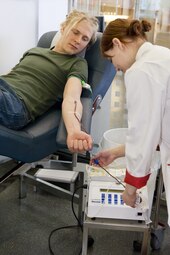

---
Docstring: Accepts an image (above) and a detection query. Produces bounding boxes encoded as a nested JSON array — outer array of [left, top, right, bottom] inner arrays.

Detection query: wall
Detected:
[[0, 0, 38, 74], [38, 0, 68, 38], [0, 0, 68, 75]]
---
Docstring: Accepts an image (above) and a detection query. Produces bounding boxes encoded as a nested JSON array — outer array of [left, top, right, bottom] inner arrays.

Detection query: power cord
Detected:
[[48, 184, 91, 255], [48, 225, 80, 255]]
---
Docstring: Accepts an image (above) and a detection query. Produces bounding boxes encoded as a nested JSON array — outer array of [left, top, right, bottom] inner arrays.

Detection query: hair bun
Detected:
[[141, 20, 152, 32], [128, 19, 151, 36]]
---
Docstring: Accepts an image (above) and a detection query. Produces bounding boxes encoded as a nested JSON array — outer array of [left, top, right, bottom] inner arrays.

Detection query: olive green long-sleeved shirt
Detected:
[[1, 47, 88, 120]]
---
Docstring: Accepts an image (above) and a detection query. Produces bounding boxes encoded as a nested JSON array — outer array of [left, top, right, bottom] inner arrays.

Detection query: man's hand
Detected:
[[67, 131, 93, 153]]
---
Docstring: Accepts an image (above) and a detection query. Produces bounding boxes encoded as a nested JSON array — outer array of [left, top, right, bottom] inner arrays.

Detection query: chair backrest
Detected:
[[85, 32, 116, 101], [37, 31, 116, 103]]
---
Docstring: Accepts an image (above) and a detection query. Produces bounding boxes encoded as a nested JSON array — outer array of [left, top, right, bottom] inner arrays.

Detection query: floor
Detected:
[[0, 161, 170, 255]]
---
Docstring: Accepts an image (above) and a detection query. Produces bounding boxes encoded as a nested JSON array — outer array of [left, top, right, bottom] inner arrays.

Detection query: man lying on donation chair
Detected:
[[0, 10, 99, 154]]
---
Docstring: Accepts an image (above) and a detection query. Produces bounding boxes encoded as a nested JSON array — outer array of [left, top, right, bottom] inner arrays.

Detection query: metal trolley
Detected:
[[81, 166, 165, 255]]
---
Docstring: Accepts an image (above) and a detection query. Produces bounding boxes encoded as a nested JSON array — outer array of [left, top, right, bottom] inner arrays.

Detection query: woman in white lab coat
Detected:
[[92, 18, 170, 225]]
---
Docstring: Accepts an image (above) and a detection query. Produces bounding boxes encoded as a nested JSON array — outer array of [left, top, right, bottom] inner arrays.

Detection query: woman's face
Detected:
[[59, 20, 94, 55], [104, 38, 135, 73]]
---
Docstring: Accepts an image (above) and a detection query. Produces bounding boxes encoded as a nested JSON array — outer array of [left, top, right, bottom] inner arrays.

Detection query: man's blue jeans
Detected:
[[0, 79, 31, 130]]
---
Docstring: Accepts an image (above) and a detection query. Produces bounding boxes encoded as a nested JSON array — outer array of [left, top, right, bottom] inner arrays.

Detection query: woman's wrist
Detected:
[[111, 145, 125, 158], [125, 183, 137, 195]]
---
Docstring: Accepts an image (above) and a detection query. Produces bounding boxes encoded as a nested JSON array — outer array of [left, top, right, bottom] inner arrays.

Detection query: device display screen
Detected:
[[100, 189, 123, 193]]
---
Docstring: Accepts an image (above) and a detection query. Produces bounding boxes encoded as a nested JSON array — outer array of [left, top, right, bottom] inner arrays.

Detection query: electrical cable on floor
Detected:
[[48, 184, 86, 255]]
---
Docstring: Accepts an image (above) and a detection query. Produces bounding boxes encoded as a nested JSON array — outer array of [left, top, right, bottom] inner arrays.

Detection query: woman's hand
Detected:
[[122, 184, 137, 208], [91, 145, 125, 166]]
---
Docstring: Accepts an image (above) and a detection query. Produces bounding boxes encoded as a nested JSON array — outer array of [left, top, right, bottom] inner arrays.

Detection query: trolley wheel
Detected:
[[133, 240, 142, 252], [150, 223, 165, 250], [150, 230, 164, 250]]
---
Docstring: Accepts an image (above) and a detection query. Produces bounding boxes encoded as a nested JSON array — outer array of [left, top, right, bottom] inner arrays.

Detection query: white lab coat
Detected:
[[124, 42, 170, 225]]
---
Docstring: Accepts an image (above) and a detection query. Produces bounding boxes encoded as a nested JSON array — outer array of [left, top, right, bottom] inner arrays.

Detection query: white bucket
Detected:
[[100, 128, 128, 168]]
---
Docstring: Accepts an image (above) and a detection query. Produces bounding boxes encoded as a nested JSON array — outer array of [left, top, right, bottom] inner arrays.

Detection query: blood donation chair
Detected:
[[0, 31, 116, 210]]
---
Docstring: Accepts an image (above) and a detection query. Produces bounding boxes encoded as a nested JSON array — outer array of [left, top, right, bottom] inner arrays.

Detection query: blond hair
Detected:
[[60, 9, 99, 47]]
